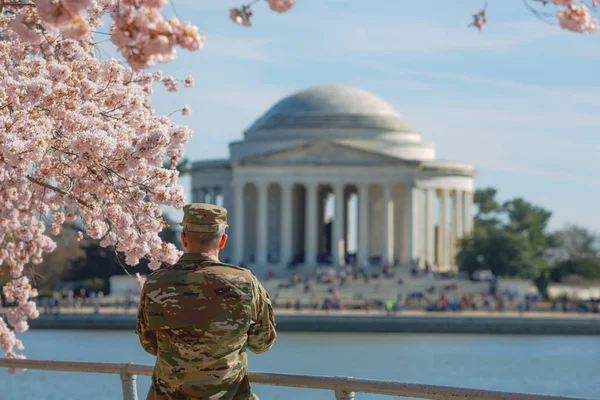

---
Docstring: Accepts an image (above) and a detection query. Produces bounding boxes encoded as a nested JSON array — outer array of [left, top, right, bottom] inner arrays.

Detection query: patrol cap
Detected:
[[180, 203, 229, 233]]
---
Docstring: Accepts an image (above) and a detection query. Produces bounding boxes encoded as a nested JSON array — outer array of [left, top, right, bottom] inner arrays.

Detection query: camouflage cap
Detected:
[[180, 203, 229, 233]]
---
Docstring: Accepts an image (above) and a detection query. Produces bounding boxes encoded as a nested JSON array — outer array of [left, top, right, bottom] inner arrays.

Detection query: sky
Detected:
[[111, 0, 600, 231]]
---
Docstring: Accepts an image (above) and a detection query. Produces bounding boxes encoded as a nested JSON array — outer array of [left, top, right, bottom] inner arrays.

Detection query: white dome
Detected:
[[245, 85, 419, 136], [231, 85, 435, 162]]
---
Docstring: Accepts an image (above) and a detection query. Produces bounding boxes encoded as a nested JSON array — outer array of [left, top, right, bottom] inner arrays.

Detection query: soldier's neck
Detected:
[[186, 248, 220, 259]]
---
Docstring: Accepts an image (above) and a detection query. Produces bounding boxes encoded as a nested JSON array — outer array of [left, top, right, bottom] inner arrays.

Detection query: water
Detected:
[[2, 331, 599, 400]]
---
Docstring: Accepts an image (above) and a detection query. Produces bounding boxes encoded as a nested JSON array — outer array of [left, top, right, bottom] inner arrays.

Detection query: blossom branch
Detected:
[[25, 176, 90, 208], [469, 0, 598, 32]]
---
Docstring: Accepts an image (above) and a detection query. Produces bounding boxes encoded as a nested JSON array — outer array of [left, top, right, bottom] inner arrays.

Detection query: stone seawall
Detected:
[[28, 313, 600, 335]]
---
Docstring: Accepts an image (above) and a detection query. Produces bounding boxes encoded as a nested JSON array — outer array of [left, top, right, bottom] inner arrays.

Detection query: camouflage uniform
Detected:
[[136, 204, 277, 400]]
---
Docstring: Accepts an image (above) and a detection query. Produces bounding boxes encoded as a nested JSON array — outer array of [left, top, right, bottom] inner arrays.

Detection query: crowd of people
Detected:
[[11, 260, 598, 316], [265, 262, 600, 314]]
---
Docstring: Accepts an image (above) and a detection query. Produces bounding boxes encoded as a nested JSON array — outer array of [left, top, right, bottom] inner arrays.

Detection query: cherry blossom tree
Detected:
[[0, 0, 293, 374], [470, 0, 598, 33]]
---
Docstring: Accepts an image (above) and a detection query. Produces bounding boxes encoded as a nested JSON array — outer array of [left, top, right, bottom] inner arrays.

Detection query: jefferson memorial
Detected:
[[190, 85, 475, 271]]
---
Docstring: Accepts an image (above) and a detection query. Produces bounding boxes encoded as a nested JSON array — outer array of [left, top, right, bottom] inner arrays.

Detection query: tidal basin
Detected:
[[2, 330, 599, 400]]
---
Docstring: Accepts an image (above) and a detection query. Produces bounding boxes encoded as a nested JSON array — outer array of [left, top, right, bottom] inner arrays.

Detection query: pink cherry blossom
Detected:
[[51, 224, 62, 236], [470, 9, 487, 32], [109, 1, 205, 70], [230, 6, 252, 27], [557, 4, 598, 33], [162, 76, 178, 92], [59, 17, 91, 40], [184, 75, 194, 88], [182, 105, 191, 116], [54, 212, 66, 224], [266, 0, 295, 13], [10, 11, 44, 44], [36, 0, 78, 28]]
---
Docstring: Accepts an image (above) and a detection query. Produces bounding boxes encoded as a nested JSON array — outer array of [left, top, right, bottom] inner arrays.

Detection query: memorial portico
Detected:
[[191, 85, 475, 271]]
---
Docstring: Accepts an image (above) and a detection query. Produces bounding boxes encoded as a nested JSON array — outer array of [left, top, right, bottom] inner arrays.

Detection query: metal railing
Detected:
[[0, 358, 590, 400]]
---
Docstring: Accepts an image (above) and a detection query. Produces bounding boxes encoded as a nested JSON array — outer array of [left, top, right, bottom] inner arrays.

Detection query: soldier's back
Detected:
[[143, 258, 259, 399]]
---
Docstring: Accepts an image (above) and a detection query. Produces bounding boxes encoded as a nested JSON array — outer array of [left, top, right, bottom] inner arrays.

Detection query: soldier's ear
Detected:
[[181, 231, 188, 248], [219, 233, 228, 249]]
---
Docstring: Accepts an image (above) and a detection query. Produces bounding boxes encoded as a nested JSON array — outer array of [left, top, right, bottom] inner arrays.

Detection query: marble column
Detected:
[[233, 183, 244, 264], [343, 190, 350, 254], [357, 183, 369, 266], [382, 183, 394, 264], [454, 191, 463, 239], [424, 188, 435, 266], [317, 189, 326, 254], [439, 189, 449, 269], [256, 182, 268, 266], [333, 183, 345, 267], [406, 184, 421, 265], [452, 190, 463, 266], [304, 183, 318, 266], [209, 187, 217, 204], [280, 182, 293, 266], [221, 186, 230, 209], [463, 191, 474, 235]]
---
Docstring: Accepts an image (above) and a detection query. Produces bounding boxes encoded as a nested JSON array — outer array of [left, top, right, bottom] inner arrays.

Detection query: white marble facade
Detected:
[[190, 85, 475, 271]]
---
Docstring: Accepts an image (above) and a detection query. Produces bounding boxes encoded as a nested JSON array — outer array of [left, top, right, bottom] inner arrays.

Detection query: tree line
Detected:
[[457, 188, 600, 296]]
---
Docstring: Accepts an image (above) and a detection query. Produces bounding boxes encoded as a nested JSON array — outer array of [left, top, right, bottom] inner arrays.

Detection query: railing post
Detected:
[[335, 387, 355, 400], [335, 377, 356, 400], [120, 363, 138, 400]]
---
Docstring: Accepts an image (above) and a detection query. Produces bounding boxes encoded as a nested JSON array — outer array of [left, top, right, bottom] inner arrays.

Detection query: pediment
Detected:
[[239, 141, 410, 167]]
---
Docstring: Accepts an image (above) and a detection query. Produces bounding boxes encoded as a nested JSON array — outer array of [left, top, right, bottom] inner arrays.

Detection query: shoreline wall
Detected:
[[28, 314, 600, 335]]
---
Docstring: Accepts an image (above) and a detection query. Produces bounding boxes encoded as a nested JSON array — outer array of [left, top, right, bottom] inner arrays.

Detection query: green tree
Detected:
[[474, 187, 501, 217], [456, 187, 553, 280], [84, 278, 107, 292], [548, 225, 600, 283], [457, 225, 530, 278], [551, 224, 599, 263], [502, 198, 554, 278], [551, 258, 600, 282]]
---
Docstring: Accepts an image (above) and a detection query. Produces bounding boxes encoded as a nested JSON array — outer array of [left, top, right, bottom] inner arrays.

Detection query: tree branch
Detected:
[[25, 175, 91, 208]]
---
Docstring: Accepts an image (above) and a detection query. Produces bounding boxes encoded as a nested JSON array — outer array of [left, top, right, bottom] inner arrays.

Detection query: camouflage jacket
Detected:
[[136, 253, 277, 400]]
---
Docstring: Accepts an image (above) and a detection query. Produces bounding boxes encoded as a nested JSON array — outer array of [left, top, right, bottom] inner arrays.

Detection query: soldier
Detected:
[[136, 203, 277, 400]]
